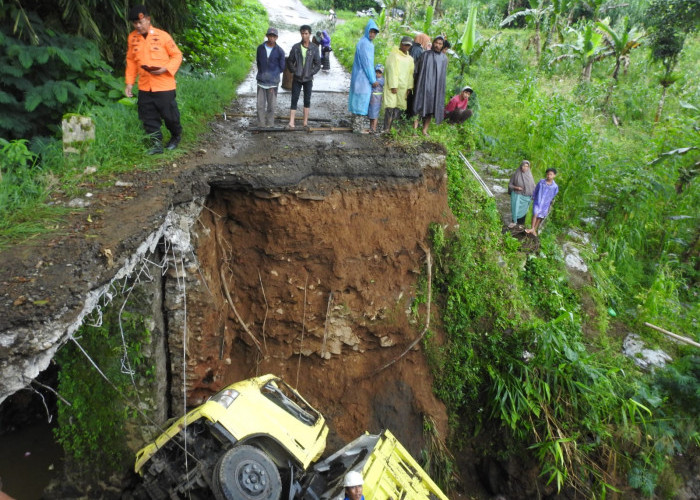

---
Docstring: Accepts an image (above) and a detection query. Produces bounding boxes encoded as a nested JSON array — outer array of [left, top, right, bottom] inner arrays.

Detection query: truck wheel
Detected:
[[213, 445, 282, 500]]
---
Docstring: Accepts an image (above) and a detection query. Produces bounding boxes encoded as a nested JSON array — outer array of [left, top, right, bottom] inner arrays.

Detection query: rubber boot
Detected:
[[147, 139, 163, 155], [165, 134, 181, 151]]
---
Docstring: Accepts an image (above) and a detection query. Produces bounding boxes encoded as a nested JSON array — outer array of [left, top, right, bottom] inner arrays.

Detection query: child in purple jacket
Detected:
[[527, 168, 559, 236]]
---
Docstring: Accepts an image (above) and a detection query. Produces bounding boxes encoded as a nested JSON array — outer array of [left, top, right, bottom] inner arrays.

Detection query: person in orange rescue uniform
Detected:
[[125, 5, 183, 154]]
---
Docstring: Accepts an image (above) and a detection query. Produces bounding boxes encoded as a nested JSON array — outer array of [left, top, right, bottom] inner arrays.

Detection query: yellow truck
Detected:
[[134, 374, 448, 500]]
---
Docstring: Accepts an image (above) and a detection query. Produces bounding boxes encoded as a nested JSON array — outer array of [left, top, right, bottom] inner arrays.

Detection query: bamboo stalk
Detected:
[[306, 127, 352, 132], [644, 322, 700, 348]]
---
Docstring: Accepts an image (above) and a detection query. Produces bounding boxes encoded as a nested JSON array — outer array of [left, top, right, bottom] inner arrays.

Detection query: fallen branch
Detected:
[[321, 291, 333, 359], [220, 112, 332, 122], [257, 270, 269, 353], [296, 272, 309, 388], [644, 322, 700, 348], [306, 127, 353, 132], [219, 266, 262, 353], [370, 244, 432, 376]]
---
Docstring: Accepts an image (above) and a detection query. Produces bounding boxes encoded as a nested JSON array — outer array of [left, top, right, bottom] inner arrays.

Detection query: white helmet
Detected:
[[344, 470, 364, 487]]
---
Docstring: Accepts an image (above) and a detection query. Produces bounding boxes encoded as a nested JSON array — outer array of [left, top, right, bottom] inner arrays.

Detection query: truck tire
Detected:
[[213, 445, 282, 500]]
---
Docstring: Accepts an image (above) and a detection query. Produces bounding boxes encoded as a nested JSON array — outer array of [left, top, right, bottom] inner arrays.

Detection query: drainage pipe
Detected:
[[458, 152, 494, 197]]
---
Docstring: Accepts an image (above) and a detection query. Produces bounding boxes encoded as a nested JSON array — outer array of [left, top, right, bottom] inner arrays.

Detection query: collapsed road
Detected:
[[0, 0, 456, 497]]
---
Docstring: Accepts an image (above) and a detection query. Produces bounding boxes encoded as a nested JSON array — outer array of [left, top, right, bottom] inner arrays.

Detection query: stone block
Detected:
[[62, 114, 95, 154]]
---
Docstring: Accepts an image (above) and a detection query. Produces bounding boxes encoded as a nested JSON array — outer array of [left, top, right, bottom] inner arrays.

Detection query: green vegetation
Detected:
[[55, 298, 155, 476], [0, 0, 266, 247], [331, 1, 698, 496], [303, 0, 376, 11]]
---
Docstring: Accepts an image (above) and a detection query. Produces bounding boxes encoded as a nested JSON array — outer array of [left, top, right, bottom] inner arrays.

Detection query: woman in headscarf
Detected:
[[508, 160, 536, 227], [348, 19, 380, 133]]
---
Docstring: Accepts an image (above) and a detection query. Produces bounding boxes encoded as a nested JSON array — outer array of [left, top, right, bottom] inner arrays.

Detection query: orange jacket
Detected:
[[125, 27, 182, 92]]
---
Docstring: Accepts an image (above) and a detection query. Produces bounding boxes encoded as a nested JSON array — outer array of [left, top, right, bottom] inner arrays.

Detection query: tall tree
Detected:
[[1, 0, 190, 67], [644, 0, 700, 122]]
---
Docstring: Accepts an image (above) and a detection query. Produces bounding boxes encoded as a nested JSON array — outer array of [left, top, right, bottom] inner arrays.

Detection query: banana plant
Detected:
[[457, 3, 500, 76], [543, 0, 573, 51], [500, 0, 553, 64], [423, 5, 434, 35], [596, 16, 645, 81], [549, 24, 604, 81]]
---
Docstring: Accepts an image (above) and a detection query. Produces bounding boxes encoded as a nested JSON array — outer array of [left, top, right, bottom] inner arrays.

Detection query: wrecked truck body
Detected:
[[134, 374, 448, 500], [303, 429, 449, 500]]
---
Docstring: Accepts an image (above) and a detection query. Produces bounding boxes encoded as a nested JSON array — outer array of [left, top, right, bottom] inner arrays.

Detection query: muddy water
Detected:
[[0, 422, 63, 499]]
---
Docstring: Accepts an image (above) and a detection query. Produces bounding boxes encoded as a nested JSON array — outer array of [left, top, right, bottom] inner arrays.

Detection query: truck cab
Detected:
[[134, 374, 328, 499]]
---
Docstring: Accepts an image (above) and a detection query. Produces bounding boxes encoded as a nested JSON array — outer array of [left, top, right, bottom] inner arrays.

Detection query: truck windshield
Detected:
[[262, 380, 319, 426]]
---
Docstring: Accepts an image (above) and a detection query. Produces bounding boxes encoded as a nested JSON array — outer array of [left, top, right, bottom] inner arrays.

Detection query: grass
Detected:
[[331, 7, 699, 497]]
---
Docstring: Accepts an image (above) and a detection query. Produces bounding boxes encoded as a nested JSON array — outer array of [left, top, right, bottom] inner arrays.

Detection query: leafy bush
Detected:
[[179, 0, 266, 72], [0, 19, 122, 140], [0, 138, 41, 209]]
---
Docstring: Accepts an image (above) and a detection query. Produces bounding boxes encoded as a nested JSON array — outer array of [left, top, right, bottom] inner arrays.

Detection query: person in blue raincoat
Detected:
[[348, 19, 380, 133]]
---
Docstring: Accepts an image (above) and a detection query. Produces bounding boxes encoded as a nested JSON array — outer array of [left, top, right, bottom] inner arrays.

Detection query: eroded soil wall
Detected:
[[171, 164, 453, 454]]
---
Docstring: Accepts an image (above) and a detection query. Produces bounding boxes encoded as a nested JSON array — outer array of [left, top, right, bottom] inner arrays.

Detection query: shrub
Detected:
[[0, 19, 122, 140], [55, 302, 154, 475], [179, 0, 266, 72]]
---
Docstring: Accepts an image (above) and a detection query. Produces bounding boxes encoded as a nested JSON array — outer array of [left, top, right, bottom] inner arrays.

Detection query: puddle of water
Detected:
[[0, 422, 63, 500]]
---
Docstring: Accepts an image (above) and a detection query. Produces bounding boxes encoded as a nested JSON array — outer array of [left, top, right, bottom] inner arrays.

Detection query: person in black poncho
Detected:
[[412, 35, 448, 136]]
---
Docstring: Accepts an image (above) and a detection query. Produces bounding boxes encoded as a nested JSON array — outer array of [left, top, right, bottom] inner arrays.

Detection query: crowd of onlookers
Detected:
[[255, 21, 558, 234], [256, 21, 475, 135], [121, 7, 476, 152]]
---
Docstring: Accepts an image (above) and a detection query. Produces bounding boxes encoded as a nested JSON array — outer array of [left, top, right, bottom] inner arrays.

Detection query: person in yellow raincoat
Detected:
[[382, 36, 414, 132]]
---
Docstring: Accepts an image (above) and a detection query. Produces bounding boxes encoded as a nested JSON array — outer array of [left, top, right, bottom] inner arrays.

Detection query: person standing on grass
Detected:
[[383, 36, 415, 133], [287, 25, 322, 128], [412, 35, 448, 136], [527, 168, 559, 235], [125, 5, 183, 155], [348, 19, 380, 133], [507, 160, 535, 227], [256, 27, 285, 127]]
